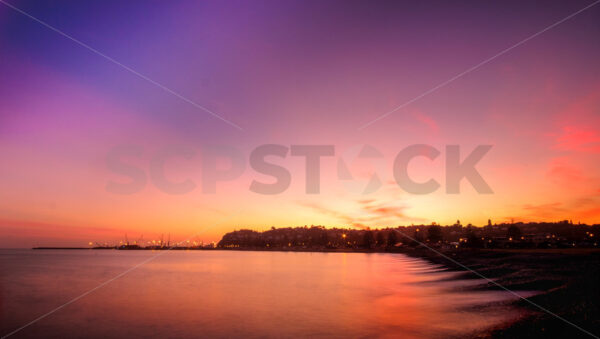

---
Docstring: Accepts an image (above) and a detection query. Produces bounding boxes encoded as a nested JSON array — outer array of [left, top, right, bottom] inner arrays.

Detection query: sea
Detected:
[[0, 249, 533, 338]]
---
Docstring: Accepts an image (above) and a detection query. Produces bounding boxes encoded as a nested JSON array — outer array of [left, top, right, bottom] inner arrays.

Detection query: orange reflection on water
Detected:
[[0, 250, 532, 338]]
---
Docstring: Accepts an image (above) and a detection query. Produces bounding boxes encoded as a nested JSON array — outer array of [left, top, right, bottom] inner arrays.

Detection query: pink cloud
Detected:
[[411, 110, 440, 135], [550, 87, 600, 154], [553, 126, 600, 153], [545, 157, 584, 185]]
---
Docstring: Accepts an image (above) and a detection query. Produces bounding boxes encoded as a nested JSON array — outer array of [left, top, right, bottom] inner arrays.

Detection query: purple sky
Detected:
[[1, 0, 599, 247]]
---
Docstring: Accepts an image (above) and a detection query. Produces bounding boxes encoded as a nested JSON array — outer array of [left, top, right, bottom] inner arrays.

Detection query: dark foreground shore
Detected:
[[395, 247, 600, 338]]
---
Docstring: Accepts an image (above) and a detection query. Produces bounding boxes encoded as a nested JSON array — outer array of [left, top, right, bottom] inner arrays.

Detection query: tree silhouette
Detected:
[[362, 230, 374, 249], [387, 231, 398, 247], [319, 230, 329, 246], [376, 231, 385, 246], [465, 228, 483, 248], [428, 225, 443, 242], [413, 228, 425, 245], [507, 225, 522, 239]]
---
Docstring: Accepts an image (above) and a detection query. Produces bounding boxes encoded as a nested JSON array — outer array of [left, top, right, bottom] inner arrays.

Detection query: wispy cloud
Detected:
[[546, 157, 584, 185], [298, 198, 425, 229], [553, 126, 600, 154], [411, 110, 440, 135], [519, 192, 600, 222], [550, 88, 600, 154]]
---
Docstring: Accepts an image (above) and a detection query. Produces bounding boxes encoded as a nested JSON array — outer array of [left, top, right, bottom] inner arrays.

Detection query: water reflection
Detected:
[[0, 250, 531, 338]]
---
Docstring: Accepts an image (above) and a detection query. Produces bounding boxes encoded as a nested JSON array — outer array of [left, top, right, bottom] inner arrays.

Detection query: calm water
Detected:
[[0, 250, 531, 338]]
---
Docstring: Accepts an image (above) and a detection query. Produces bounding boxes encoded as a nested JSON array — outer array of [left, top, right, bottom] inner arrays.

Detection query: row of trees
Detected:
[[217, 225, 482, 249], [217, 222, 598, 250], [218, 226, 400, 249]]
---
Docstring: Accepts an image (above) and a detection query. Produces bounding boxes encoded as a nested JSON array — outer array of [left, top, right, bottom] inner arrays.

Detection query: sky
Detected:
[[1, 0, 599, 247]]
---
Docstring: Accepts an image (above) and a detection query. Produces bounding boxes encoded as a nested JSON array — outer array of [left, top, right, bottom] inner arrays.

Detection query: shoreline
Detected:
[[395, 247, 600, 338]]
